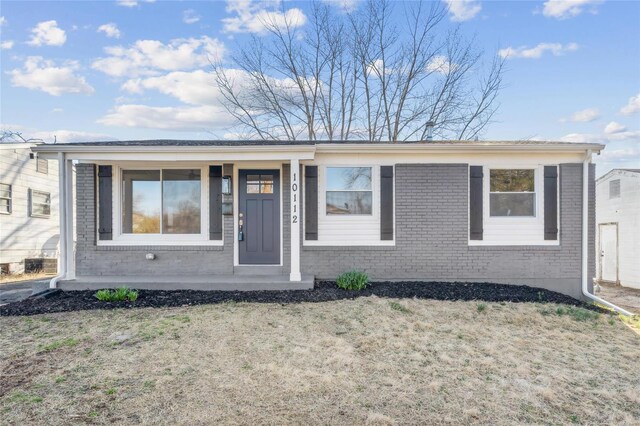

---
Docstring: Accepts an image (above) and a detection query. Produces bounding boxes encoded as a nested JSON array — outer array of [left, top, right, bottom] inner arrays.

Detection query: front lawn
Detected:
[[1, 298, 638, 425]]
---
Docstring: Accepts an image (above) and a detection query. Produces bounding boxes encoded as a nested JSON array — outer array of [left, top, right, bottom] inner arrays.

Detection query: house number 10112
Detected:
[[292, 172, 298, 223]]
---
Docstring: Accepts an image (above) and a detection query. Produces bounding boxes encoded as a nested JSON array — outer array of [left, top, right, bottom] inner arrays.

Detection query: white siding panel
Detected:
[[0, 145, 60, 272]]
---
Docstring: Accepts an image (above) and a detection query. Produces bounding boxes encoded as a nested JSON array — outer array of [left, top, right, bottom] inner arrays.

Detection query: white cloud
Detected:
[[542, 0, 603, 20], [117, 0, 156, 7], [598, 146, 640, 163], [50, 108, 64, 113], [444, 0, 482, 22], [27, 20, 67, 46], [9, 56, 94, 96], [97, 23, 121, 39], [183, 9, 201, 24], [1, 40, 14, 50], [564, 107, 600, 123], [321, 0, 361, 12], [31, 129, 116, 143], [97, 104, 231, 131], [426, 55, 456, 74], [560, 130, 640, 144], [620, 92, 640, 115], [222, 0, 307, 34], [604, 121, 627, 135], [498, 42, 578, 59], [92, 36, 225, 78], [0, 16, 6, 26], [121, 70, 220, 105]]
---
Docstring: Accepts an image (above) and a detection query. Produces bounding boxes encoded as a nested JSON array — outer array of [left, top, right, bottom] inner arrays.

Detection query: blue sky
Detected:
[[1, 0, 638, 175]]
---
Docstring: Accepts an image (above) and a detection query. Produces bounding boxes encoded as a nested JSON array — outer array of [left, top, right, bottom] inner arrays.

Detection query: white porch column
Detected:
[[290, 159, 301, 281], [64, 159, 75, 279]]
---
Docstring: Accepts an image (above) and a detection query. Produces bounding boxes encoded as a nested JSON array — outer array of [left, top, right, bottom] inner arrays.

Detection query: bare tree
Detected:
[[0, 130, 44, 143], [213, 0, 504, 141]]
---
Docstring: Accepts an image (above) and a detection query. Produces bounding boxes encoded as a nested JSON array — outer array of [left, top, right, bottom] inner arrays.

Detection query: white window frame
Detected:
[[0, 183, 11, 215], [98, 163, 223, 246], [30, 189, 51, 218], [304, 164, 395, 247], [488, 168, 537, 218], [469, 164, 559, 246], [324, 166, 374, 216]]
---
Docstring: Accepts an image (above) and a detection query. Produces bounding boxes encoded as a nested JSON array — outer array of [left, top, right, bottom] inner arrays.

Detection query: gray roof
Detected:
[[37, 139, 602, 148], [620, 168, 640, 173]]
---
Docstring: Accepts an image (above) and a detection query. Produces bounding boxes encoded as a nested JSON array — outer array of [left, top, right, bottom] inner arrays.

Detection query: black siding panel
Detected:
[[97, 165, 112, 240], [469, 166, 483, 240], [544, 166, 558, 240], [209, 165, 223, 240], [380, 166, 394, 240], [305, 166, 318, 240]]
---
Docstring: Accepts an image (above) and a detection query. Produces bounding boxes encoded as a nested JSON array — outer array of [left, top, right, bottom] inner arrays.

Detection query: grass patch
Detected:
[[7, 392, 43, 404], [389, 301, 411, 313], [336, 271, 368, 291], [477, 303, 487, 313], [95, 287, 138, 302], [40, 338, 78, 352]]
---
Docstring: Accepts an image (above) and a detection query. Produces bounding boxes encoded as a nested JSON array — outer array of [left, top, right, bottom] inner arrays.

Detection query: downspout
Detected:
[[580, 149, 633, 316], [49, 152, 66, 289]]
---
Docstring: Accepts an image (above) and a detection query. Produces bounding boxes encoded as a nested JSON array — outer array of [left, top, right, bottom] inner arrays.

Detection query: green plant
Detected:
[[477, 303, 487, 313], [95, 287, 139, 302], [389, 301, 411, 313], [41, 338, 78, 352], [336, 271, 368, 291]]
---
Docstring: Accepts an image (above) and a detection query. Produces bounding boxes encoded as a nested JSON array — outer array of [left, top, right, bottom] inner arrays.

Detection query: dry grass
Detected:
[[0, 273, 53, 285], [1, 298, 638, 425]]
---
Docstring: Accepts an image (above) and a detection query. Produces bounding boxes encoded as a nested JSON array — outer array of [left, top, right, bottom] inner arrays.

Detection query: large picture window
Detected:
[[489, 169, 535, 217], [326, 167, 372, 215], [122, 169, 201, 234]]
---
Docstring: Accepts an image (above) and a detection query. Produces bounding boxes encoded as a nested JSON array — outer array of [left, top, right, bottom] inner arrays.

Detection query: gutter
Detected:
[[580, 149, 633, 316], [49, 152, 67, 289]]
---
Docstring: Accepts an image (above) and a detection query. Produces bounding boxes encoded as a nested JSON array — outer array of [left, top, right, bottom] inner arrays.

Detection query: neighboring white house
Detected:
[[0, 143, 60, 275], [595, 169, 640, 289]]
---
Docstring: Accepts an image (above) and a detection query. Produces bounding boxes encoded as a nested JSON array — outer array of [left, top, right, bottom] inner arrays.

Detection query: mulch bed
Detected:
[[0, 281, 600, 317]]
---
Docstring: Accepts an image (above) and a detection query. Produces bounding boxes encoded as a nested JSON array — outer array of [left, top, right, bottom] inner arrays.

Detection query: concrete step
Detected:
[[58, 274, 314, 291], [233, 265, 284, 276]]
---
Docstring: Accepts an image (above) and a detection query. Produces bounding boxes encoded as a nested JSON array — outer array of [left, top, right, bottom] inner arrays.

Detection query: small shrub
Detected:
[[95, 287, 138, 302], [336, 271, 369, 291], [477, 303, 487, 313]]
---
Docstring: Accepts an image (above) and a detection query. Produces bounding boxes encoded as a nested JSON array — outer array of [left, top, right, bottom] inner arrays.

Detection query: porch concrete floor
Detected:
[[595, 282, 640, 314], [58, 274, 315, 291]]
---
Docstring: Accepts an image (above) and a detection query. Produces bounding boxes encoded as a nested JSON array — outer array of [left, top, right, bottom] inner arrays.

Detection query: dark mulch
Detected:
[[0, 281, 600, 317]]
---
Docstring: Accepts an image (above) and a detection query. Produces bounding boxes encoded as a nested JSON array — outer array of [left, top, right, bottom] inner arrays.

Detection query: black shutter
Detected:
[[97, 165, 112, 240], [209, 166, 223, 240], [469, 166, 483, 240], [380, 166, 394, 240], [544, 166, 558, 240], [304, 166, 318, 240]]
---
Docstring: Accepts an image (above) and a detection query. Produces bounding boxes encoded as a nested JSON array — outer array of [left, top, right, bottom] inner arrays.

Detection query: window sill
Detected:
[[468, 242, 561, 251], [95, 244, 224, 251], [303, 242, 395, 250], [97, 239, 224, 247], [30, 214, 51, 219]]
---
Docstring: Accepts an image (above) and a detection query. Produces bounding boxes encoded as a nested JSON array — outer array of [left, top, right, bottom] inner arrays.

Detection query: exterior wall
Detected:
[[75, 163, 234, 276], [301, 163, 595, 299], [0, 144, 59, 273], [595, 170, 640, 288]]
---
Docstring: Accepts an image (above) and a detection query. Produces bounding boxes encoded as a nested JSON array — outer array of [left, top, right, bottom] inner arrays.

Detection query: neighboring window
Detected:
[[36, 158, 48, 174], [489, 169, 535, 217], [246, 174, 274, 194], [30, 189, 51, 218], [0, 183, 11, 214], [326, 167, 372, 215], [609, 179, 621, 199], [122, 169, 201, 235]]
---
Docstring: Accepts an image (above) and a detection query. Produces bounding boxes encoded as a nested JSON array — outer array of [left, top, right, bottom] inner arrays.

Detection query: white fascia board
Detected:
[[314, 143, 605, 154]]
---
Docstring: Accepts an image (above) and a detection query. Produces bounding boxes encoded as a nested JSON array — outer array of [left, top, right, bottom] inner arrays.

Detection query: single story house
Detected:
[[33, 140, 602, 300], [0, 142, 59, 275], [595, 168, 640, 289]]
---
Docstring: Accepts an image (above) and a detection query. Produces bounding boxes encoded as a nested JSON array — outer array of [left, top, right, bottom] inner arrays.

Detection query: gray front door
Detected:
[[239, 169, 281, 264]]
